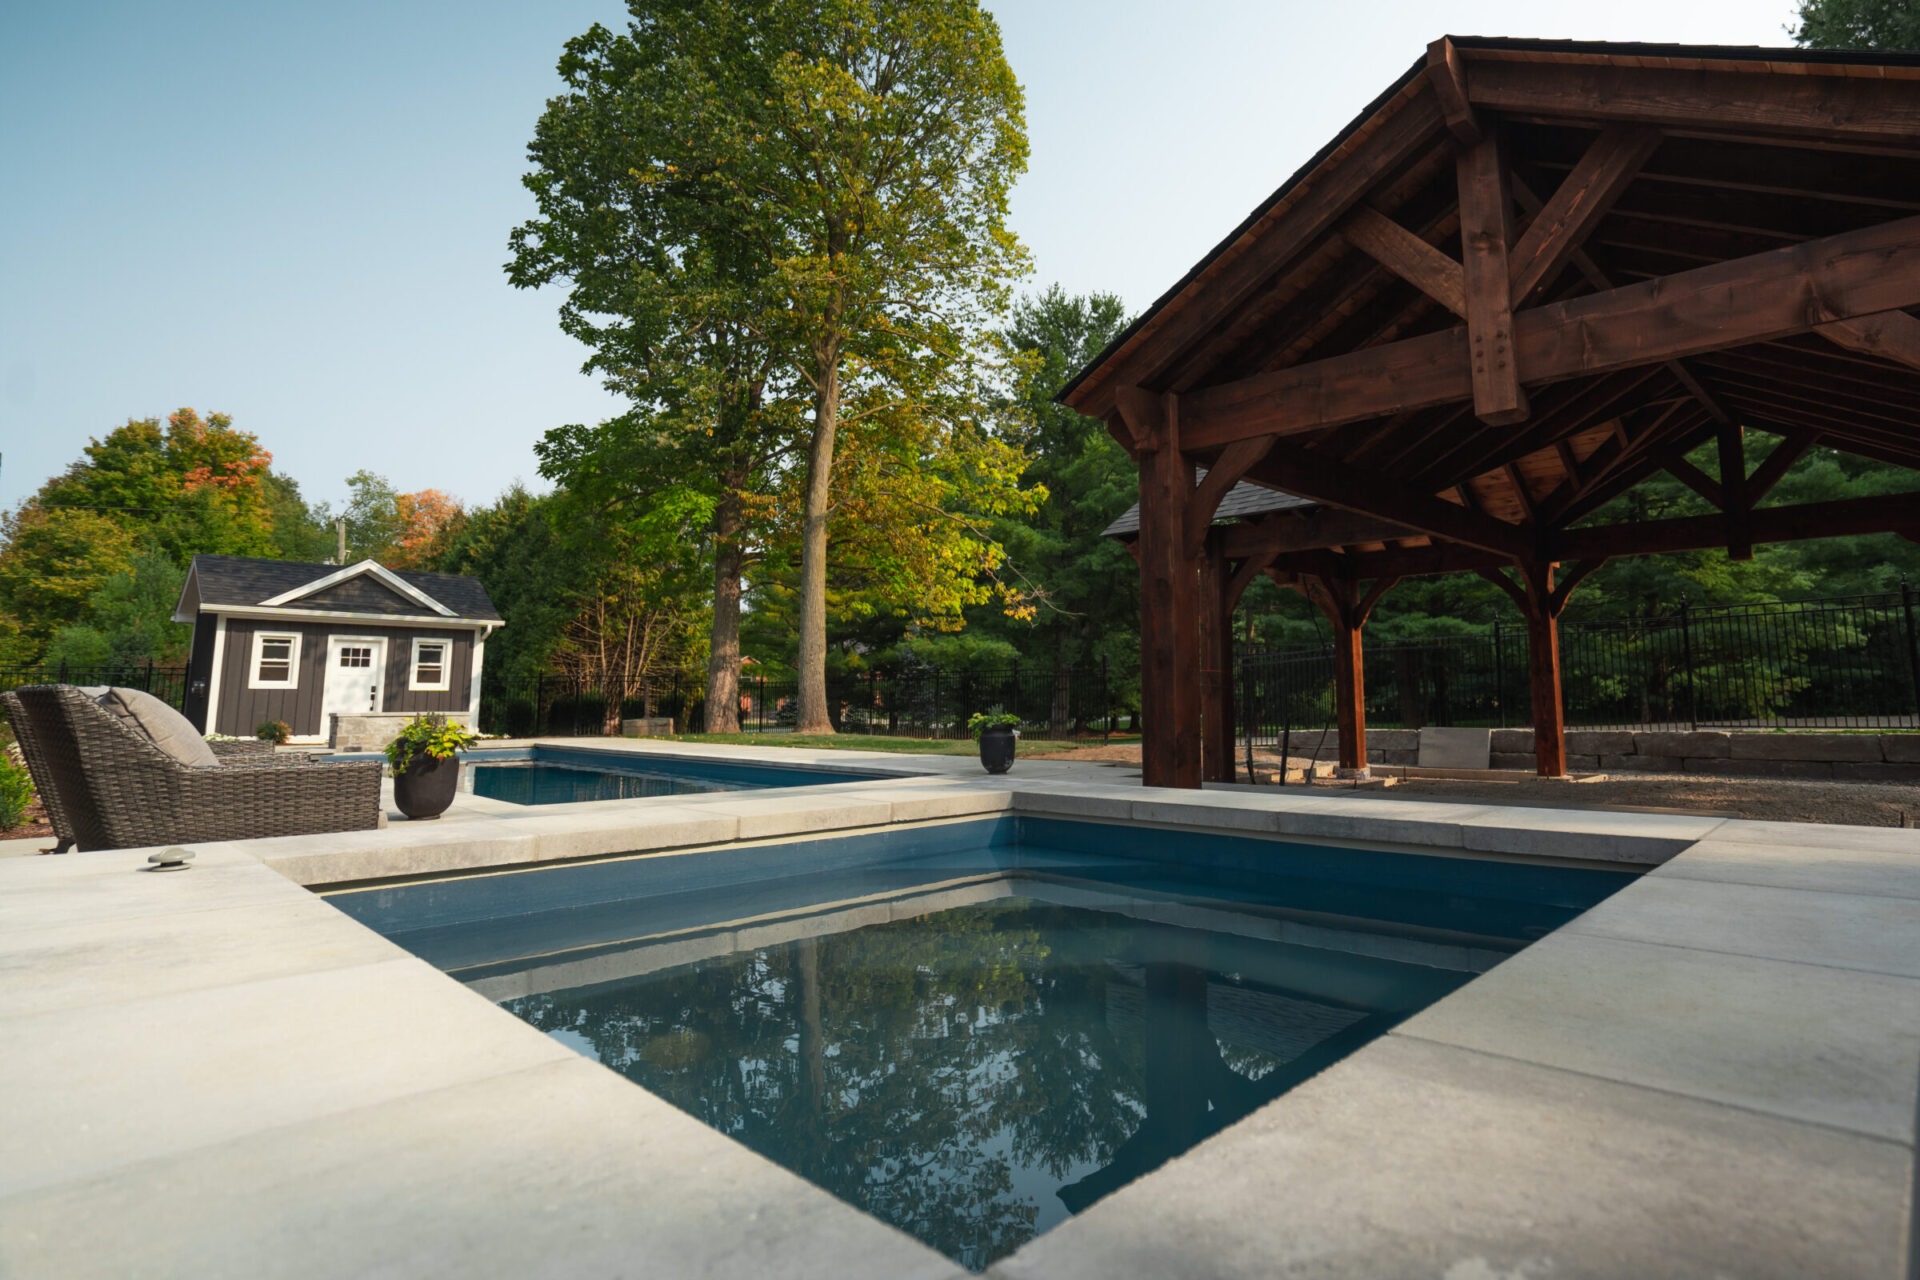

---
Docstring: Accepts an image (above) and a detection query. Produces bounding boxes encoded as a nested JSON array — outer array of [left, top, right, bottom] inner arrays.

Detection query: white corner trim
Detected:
[[247, 631, 303, 690], [409, 636, 452, 693], [467, 628, 488, 719], [259, 559, 457, 617], [204, 616, 228, 732]]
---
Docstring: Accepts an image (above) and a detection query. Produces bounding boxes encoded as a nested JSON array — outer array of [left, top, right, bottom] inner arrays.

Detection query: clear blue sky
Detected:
[[0, 0, 1795, 517]]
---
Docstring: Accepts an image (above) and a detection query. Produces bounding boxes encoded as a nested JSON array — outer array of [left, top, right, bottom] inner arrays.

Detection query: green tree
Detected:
[[514, 0, 1032, 735], [41, 553, 191, 671], [0, 507, 140, 661], [1793, 0, 1920, 49]]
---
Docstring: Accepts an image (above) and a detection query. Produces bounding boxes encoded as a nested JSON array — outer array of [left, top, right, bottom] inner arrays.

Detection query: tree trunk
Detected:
[[795, 361, 839, 734], [704, 485, 746, 734]]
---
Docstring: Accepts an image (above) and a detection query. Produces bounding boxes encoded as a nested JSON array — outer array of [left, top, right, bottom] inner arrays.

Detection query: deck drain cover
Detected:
[[146, 848, 195, 872]]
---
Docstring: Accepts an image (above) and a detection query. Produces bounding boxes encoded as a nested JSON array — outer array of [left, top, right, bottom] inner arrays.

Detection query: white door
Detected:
[[322, 637, 387, 726]]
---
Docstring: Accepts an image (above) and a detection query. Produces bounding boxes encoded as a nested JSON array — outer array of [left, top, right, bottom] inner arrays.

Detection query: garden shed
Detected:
[[173, 555, 502, 746], [1069, 38, 1920, 787]]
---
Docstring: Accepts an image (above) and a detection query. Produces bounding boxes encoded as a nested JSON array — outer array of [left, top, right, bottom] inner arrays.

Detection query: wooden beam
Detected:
[[1815, 309, 1920, 371], [1341, 206, 1468, 318], [1113, 385, 1165, 452], [1224, 548, 1278, 610], [1178, 211, 1920, 450], [1509, 126, 1662, 306], [1457, 130, 1529, 425], [1221, 507, 1420, 558], [1555, 491, 1920, 560], [1664, 456, 1725, 509], [1198, 535, 1234, 783], [1185, 437, 1273, 554], [1716, 422, 1753, 560], [1549, 558, 1610, 615], [1245, 442, 1533, 559], [1745, 431, 1820, 502], [1135, 394, 1201, 790], [1519, 562, 1568, 778], [1425, 37, 1480, 145], [1306, 576, 1369, 773], [1354, 576, 1402, 626], [1464, 59, 1920, 150]]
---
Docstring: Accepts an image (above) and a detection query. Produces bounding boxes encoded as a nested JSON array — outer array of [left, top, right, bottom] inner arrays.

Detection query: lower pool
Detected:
[[454, 745, 896, 805], [332, 816, 1632, 1270]]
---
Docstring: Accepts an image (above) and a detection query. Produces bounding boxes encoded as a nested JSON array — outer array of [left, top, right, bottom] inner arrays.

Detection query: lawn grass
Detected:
[[675, 732, 1133, 756]]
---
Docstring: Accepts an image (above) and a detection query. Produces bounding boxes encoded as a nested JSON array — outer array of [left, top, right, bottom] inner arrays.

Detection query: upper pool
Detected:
[[454, 745, 897, 805], [331, 816, 1634, 1270]]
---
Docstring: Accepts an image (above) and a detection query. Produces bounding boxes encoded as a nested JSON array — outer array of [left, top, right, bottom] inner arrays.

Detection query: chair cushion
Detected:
[[94, 687, 220, 768]]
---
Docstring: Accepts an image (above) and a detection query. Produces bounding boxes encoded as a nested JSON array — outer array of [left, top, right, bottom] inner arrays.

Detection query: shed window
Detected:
[[249, 633, 301, 689], [411, 639, 450, 692]]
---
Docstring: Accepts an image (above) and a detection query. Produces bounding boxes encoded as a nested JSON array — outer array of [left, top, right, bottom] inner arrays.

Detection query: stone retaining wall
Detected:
[[329, 711, 476, 754], [1337, 726, 1919, 779]]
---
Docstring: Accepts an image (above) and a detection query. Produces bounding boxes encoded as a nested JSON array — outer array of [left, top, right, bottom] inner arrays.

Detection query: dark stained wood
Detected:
[[1815, 310, 1920, 371], [1306, 576, 1369, 773], [1521, 562, 1568, 778], [1508, 126, 1662, 306], [1222, 507, 1418, 558], [1341, 206, 1468, 318], [1425, 37, 1481, 145], [1131, 392, 1203, 790], [1465, 59, 1920, 150], [1746, 431, 1820, 501], [1243, 441, 1533, 558], [1198, 535, 1234, 783], [1716, 423, 1753, 560], [1556, 491, 1920, 560], [1458, 130, 1530, 425], [1180, 212, 1920, 450], [1224, 548, 1278, 609], [1664, 457, 1725, 509], [1186, 437, 1274, 554]]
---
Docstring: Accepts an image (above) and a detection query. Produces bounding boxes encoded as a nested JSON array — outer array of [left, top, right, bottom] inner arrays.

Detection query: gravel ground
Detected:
[[1029, 743, 1920, 826]]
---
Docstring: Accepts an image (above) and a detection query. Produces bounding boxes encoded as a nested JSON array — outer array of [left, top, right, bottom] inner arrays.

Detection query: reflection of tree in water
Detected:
[[503, 901, 1333, 1270]]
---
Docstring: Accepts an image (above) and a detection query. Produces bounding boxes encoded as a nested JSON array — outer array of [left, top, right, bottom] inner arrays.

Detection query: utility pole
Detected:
[[335, 518, 348, 565]]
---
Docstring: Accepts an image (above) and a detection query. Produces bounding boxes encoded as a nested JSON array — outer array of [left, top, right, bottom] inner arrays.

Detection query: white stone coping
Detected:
[[1, 753, 1915, 1279]]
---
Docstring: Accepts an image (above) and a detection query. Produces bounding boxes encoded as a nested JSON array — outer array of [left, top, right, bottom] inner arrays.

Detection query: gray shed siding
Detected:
[[182, 613, 219, 731], [296, 577, 421, 613], [213, 620, 479, 738]]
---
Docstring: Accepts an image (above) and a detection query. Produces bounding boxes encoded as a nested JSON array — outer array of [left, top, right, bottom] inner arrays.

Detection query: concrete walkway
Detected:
[[1, 747, 1914, 1278]]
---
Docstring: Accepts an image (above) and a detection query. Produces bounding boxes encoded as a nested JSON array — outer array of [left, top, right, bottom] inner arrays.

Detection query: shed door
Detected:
[[322, 636, 387, 725]]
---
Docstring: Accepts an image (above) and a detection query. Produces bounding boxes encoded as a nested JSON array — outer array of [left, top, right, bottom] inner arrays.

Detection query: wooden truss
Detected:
[[1070, 38, 1920, 787]]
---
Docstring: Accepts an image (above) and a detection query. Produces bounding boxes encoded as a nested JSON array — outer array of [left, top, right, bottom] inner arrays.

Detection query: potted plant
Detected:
[[968, 712, 1021, 775], [385, 714, 479, 820], [254, 720, 291, 746]]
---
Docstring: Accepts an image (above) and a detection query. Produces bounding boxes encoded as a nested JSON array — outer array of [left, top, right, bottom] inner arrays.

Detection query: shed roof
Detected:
[[184, 556, 502, 623]]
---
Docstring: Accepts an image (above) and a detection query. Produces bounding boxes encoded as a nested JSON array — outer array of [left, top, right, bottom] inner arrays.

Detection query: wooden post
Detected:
[[1130, 392, 1203, 790], [1524, 565, 1568, 778], [1309, 576, 1369, 775], [1199, 532, 1235, 782], [1458, 128, 1529, 427]]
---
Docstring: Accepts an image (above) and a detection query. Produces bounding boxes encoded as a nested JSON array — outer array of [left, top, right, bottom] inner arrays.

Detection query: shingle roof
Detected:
[[1103, 474, 1317, 538], [187, 556, 502, 622]]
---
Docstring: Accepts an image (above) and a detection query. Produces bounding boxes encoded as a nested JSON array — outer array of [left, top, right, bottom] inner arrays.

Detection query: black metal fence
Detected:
[[0, 661, 192, 711], [477, 660, 1123, 740], [1238, 586, 1920, 754]]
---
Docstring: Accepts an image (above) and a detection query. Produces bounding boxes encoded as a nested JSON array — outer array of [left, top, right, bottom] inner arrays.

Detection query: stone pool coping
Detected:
[[1, 753, 1914, 1278]]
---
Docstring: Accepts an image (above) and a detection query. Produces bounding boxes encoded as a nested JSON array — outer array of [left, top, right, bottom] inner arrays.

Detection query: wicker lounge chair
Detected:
[[2, 685, 383, 851]]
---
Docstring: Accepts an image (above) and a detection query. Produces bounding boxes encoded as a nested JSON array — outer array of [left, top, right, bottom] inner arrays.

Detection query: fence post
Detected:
[[536, 673, 546, 737], [1241, 654, 1254, 783], [1278, 656, 1293, 787], [932, 668, 942, 740], [1492, 621, 1505, 729], [58, 658, 68, 683], [1680, 599, 1699, 731], [1902, 577, 1920, 726]]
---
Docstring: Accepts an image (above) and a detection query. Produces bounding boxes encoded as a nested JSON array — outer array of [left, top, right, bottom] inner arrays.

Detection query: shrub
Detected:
[[255, 720, 291, 745], [385, 714, 479, 776], [0, 754, 34, 831]]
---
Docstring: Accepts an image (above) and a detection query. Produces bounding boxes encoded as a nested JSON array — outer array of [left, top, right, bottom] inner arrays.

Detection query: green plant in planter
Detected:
[[967, 712, 1021, 739], [0, 754, 35, 831], [385, 715, 480, 776], [254, 720, 291, 745]]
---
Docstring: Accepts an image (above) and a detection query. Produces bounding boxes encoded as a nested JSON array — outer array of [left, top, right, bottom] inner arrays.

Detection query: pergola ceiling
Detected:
[[1067, 38, 1920, 577]]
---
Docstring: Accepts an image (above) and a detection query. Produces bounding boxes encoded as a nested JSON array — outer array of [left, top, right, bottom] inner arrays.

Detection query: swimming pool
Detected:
[[453, 745, 896, 805], [333, 816, 1633, 1270]]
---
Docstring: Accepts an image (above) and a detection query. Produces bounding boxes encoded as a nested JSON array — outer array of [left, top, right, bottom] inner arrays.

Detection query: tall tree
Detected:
[[513, 0, 1031, 734], [1792, 0, 1920, 49]]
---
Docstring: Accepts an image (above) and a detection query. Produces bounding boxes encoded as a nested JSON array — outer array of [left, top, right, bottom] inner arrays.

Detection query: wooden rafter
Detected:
[[1340, 206, 1467, 318], [1746, 431, 1820, 502], [1243, 442, 1532, 559], [1815, 309, 1920, 370], [1508, 126, 1662, 306], [1716, 422, 1753, 560], [1424, 37, 1480, 145]]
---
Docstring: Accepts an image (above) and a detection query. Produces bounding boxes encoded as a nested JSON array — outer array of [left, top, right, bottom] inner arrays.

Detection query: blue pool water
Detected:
[[334, 817, 1632, 1270], [458, 745, 893, 805]]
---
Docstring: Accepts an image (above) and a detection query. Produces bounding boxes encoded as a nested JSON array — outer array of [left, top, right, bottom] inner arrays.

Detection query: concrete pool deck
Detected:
[[0, 742, 1915, 1278]]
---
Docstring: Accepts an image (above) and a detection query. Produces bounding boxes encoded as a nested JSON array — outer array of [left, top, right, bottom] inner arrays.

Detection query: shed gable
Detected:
[[290, 576, 421, 614]]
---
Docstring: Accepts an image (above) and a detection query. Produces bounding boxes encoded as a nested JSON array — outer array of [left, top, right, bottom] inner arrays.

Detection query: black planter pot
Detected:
[[393, 754, 460, 820], [978, 726, 1017, 775]]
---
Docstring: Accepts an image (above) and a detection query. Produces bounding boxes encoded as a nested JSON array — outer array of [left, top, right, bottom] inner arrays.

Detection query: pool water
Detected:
[[457, 746, 892, 805], [335, 816, 1631, 1270]]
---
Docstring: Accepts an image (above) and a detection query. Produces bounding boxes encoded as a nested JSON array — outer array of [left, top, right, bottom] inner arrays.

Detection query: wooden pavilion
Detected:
[[1065, 38, 1920, 789]]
